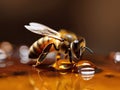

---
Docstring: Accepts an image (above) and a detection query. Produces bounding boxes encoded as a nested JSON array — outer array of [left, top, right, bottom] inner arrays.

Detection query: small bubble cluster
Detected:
[[0, 41, 13, 57], [0, 49, 7, 62], [19, 45, 30, 64], [109, 51, 120, 63], [114, 52, 120, 63], [0, 41, 13, 68]]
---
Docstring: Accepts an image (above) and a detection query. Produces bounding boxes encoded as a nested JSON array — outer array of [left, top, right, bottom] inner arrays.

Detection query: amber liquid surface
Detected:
[[0, 55, 120, 90]]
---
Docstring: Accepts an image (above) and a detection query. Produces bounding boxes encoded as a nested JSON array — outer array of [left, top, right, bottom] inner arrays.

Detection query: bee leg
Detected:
[[80, 53, 83, 60], [68, 50, 72, 63], [56, 52, 61, 61], [48, 43, 60, 68], [52, 43, 60, 61], [54, 52, 61, 68], [33, 61, 41, 67], [34, 43, 53, 67], [64, 54, 68, 59]]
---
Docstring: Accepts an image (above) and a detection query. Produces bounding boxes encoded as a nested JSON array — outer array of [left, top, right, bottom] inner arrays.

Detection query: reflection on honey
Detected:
[[52, 59, 73, 71], [0, 56, 120, 90]]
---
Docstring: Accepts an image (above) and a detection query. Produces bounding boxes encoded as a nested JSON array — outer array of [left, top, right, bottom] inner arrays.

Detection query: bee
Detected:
[[24, 22, 93, 67]]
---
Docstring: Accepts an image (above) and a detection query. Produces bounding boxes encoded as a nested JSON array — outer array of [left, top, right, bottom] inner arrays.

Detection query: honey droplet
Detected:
[[74, 60, 97, 80], [52, 59, 73, 71], [74, 60, 96, 72]]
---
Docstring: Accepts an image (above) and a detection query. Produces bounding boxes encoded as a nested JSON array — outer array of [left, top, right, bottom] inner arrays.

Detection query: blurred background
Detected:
[[0, 0, 120, 54]]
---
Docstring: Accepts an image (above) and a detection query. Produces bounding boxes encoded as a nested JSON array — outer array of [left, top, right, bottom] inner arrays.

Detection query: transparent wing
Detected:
[[24, 22, 63, 41]]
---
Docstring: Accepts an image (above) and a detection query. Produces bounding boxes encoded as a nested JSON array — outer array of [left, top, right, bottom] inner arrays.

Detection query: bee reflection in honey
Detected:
[[24, 22, 93, 67]]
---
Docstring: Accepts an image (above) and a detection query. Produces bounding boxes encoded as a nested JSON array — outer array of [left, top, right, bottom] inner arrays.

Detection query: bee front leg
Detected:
[[52, 43, 60, 61], [68, 50, 73, 63], [56, 52, 61, 61], [54, 52, 61, 69], [33, 43, 53, 67]]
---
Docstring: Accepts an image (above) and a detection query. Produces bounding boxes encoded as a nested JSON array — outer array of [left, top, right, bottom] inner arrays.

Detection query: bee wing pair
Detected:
[[24, 22, 63, 41]]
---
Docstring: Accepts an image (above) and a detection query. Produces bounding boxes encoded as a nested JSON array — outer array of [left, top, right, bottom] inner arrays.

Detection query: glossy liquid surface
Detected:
[[0, 55, 120, 90]]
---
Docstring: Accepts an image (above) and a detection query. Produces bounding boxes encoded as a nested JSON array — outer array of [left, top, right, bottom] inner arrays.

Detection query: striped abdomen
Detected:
[[29, 37, 58, 59]]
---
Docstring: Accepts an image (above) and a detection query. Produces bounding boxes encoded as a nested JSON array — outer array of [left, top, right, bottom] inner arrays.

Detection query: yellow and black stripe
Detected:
[[29, 37, 58, 59]]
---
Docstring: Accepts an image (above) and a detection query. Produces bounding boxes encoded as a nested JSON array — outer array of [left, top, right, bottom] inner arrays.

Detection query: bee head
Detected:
[[71, 38, 93, 60]]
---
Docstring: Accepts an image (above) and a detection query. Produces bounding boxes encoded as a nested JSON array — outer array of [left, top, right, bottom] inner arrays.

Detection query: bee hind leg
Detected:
[[34, 43, 53, 67]]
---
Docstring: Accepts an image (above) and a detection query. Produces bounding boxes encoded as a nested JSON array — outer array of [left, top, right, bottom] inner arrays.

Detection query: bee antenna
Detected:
[[85, 47, 93, 54]]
